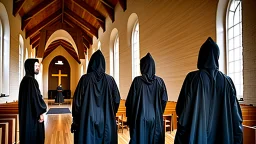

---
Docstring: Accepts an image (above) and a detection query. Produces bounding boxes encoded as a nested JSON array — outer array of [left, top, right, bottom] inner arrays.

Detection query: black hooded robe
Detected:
[[125, 53, 168, 144], [55, 85, 64, 103], [174, 37, 243, 144], [72, 50, 120, 144], [18, 59, 47, 144]]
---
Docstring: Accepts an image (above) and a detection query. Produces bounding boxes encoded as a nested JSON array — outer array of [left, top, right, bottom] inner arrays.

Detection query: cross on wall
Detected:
[[51, 70, 68, 85]]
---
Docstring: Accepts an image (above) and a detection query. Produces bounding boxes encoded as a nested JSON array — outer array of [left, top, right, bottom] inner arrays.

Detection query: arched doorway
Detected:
[[48, 55, 71, 99]]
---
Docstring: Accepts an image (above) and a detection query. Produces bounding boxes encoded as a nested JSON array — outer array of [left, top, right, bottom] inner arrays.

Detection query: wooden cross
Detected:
[[51, 70, 68, 85]]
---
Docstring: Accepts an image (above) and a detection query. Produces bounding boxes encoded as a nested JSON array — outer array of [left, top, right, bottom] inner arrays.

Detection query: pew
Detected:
[[243, 125, 256, 144], [241, 105, 256, 126], [0, 119, 15, 144], [0, 127, 2, 144], [0, 123, 8, 144], [116, 100, 178, 132], [0, 102, 19, 144], [0, 115, 18, 144], [116, 100, 128, 133]]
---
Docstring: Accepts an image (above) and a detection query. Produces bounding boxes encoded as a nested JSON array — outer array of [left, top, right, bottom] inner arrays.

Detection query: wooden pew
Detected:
[[164, 101, 177, 130], [0, 123, 8, 144], [117, 100, 178, 131], [0, 119, 15, 144], [0, 127, 2, 144], [243, 125, 256, 144], [241, 105, 256, 126], [0, 102, 19, 144], [0, 115, 18, 144]]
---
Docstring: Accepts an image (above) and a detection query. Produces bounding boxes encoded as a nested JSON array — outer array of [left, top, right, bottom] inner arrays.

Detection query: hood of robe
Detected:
[[87, 50, 106, 80], [24, 58, 39, 77], [197, 37, 220, 70], [140, 53, 156, 84]]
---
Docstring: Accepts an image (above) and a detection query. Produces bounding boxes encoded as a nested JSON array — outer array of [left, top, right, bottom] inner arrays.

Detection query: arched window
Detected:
[[81, 65, 84, 77], [227, 0, 243, 99], [114, 35, 119, 87], [0, 20, 2, 93], [0, 2, 10, 96], [132, 21, 140, 79], [25, 48, 28, 60], [19, 35, 24, 83], [98, 41, 101, 50], [86, 53, 89, 72]]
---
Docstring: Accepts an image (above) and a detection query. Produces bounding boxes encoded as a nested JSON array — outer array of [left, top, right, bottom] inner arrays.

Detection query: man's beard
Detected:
[[35, 71, 39, 75]]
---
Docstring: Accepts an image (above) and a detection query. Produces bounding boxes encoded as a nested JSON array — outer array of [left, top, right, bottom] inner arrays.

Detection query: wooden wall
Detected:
[[88, 0, 218, 101], [243, 0, 256, 106]]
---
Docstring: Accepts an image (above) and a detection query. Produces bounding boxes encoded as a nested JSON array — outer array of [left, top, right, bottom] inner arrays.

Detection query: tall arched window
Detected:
[[114, 35, 119, 87], [19, 34, 24, 83], [25, 48, 28, 60], [98, 41, 101, 50], [227, 0, 243, 99], [0, 20, 2, 93], [81, 65, 84, 77], [0, 2, 10, 96], [132, 21, 140, 79], [86, 53, 89, 72]]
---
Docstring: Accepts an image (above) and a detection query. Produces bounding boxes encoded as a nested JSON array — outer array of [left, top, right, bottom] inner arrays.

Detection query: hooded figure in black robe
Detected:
[[71, 50, 120, 144], [18, 59, 47, 144], [125, 53, 168, 144], [174, 37, 243, 144], [55, 84, 64, 104]]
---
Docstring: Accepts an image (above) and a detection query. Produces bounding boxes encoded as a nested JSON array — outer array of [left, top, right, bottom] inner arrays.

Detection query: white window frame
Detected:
[[98, 41, 101, 50], [19, 35, 24, 83], [226, 0, 243, 99], [131, 21, 140, 80], [0, 20, 3, 93], [113, 35, 119, 87]]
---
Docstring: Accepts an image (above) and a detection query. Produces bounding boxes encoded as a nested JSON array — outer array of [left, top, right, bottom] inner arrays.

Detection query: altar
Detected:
[[48, 90, 71, 99]]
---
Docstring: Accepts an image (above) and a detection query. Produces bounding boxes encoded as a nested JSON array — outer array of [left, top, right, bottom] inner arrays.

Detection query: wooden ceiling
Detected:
[[13, 0, 126, 63]]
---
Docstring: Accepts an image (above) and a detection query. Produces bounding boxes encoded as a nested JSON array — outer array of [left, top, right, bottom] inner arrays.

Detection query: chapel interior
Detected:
[[0, 0, 255, 144]]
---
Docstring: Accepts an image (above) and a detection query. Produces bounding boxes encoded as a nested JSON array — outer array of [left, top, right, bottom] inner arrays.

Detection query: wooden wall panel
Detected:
[[243, 0, 256, 106], [92, 0, 218, 101]]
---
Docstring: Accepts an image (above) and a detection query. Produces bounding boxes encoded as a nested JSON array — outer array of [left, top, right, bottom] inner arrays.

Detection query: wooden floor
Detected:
[[44, 99, 175, 144]]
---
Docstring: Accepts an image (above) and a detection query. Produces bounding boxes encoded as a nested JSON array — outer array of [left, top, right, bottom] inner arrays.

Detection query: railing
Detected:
[[243, 125, 256, 144]]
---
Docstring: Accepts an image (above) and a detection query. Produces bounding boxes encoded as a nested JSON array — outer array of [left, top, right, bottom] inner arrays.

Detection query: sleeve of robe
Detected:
[[125, 78, 137, 127], [72, 75, 86, 125], [30, 78, 47, 119], [227, 76, 243, 144], [157, 77, 168, 113], [109, 76, 120, 114], [176, 74, 191, 117]]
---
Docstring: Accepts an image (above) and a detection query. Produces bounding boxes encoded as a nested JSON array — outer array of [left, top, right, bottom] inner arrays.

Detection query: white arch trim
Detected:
[[127, 13, 139, 47], [216, 0, 229, 73], [0, 2, 10, 95], [45, 29, 78, 55], [109, 28, 118, 76]]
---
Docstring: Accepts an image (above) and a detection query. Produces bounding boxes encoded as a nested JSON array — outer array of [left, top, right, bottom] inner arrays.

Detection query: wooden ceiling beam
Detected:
[[45, 44, 58, 52], [83, 33, 93, 45], [73, 0, 106, 31], [64, 18, 93, 44], [83, 37, 90, 49], [119, 0, 127, 11], [32, 40, 39, 49], [13, 0, 26, 16], [22, 0, 55, 30], [60, 40, 73, 48], [43, 45, 59, 59], [30, 33, 40, 45], [100, 0, 114, 22], [46, 42, 61, 50], [64, 7, 98, 38], [26, 9, 62, 38], [60, 44, 80, 63]]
